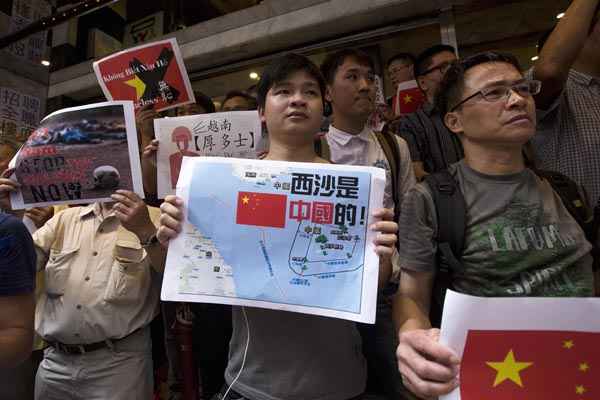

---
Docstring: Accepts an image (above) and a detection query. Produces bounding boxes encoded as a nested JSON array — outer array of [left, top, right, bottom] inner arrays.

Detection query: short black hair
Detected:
[[194, 91, 216, 113], [320, 48, 375, 85], [257, 53, 326, 110], [435, 51, 522, 116], [222, 90, 257, 110], [414, 44, 456, 77], [386, 52, 416, 69]]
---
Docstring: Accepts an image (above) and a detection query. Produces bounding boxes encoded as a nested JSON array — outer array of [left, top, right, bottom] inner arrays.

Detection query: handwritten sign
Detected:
[[155, 110, 262, 198]]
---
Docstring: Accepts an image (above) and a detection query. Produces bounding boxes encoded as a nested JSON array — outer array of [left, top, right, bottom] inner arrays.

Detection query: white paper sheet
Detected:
[[440, 290, 600, 400], [161, 157, 386, 323]]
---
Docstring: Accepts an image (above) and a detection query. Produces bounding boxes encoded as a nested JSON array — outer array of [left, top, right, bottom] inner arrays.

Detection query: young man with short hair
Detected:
[[320, 48, 415, 400], [221, 90, 257, 112], [387, 53, 415, 92], [389, 45, 463, 180], [158, 53, 399, 400], [394, 52, 594, 400]]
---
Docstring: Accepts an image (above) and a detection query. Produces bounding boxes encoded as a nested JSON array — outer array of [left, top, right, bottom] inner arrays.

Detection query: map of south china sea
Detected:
[[179, 161, 372, 314]]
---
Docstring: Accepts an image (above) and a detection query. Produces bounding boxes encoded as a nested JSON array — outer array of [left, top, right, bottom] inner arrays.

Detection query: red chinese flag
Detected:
[[394, 80, 425, 116], [460, 330, 600, 400], [236, 191, 287, 228]]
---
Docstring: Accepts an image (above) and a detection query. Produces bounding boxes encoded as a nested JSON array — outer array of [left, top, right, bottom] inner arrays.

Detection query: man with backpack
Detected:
[[319, 49, 415, 399], [394, 52, 595, 400]]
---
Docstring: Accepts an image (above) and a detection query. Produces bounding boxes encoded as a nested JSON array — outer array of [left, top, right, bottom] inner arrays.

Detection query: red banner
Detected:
[[461, 330, 599, 399]]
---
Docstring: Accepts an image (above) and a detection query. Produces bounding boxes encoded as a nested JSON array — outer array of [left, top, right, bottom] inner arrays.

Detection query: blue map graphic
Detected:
[[186, 162, 372, 314]]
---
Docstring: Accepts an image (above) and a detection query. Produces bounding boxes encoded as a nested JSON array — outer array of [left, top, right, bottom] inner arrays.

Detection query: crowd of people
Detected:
[[1, 0, 599, 399]]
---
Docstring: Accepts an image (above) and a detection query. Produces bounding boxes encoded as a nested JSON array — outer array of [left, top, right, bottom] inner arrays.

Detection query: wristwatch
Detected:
[[141, 233, 159, 248]]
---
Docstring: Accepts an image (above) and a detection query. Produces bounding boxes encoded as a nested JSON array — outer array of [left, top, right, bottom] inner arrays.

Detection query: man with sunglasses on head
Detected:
[[394, 52, 595, 400], [387, 45, 463, 181], [530, 0, 600, 208]]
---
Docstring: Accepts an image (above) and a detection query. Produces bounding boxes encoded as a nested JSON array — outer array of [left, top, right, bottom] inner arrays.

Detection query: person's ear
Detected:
[[258, 106, 266, 123], [417, 76, 427, 93], [325, 85, 333, 103], [444, 111, 463, 135]]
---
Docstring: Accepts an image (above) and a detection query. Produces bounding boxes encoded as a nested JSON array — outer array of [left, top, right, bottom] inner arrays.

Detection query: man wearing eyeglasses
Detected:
[[387, 45, 464, 181], [393, 52, 594, 400], [530, 0, 600, 208]]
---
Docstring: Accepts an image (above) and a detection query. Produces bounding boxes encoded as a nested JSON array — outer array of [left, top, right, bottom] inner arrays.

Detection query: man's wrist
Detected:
[[134, 223, 158, 244]]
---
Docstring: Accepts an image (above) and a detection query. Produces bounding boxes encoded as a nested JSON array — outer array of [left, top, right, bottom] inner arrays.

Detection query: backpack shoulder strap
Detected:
[[536, 169, 593, 234], [423, 170, 466, 327], [314, 133, 331, 162], [423, 170, 467, 272], [374, 129, 400, 219]]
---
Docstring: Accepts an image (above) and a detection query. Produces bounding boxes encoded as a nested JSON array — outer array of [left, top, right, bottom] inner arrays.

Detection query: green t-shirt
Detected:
[[399, 160, 594, 297]]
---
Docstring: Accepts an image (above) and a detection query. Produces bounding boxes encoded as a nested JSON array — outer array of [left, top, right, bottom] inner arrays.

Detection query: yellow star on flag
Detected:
[[124, 75, 147, 99], [486, 349, 533, 388], [563, 340, 575, 349], [579, 362, 589, 372], [241, 196, 250, 205], [403, 94, 413, 104], [575, 385, 586, 395]]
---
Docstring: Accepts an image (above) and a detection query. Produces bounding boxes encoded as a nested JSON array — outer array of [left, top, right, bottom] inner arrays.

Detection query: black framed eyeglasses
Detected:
[[420, 61, 453, 77], [449, 79, 542, 112]]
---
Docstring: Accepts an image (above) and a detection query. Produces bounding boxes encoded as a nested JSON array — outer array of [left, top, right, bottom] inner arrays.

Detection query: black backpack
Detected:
[[424, 168, 599, 327]]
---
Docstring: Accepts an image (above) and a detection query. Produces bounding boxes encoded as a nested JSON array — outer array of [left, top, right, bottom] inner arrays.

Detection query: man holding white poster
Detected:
[[394, 52, 595, 400], [158, 53, 398, 400]]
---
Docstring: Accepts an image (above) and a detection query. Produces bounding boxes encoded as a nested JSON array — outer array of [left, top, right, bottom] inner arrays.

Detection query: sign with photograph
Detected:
[[161, 157, 386, 323], [9, 101, 144, 209], [154, 110, 262, 198], [93, 38, 195, 112]]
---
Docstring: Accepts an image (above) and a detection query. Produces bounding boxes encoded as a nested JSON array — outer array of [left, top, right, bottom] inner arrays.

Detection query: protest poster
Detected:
[[154, 110, 263, 198], [393, 80, 425, 116], [439, 290, 600, 400], [161, 157, 386, 323], [93, 38, 195, 112], [9, 101, 144, 209]]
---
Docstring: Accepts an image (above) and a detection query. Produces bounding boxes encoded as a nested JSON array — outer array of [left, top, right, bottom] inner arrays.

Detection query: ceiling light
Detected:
[[556, 12, 565, 19], [531, 56, 539, 61], [41, 60, 50, 66], [249, 72, 259, 80]]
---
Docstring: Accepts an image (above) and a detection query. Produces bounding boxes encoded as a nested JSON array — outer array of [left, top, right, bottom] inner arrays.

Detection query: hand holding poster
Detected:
[[155, 111, 263, 198], [93, 38, 195, 112], [439, 290, 600, 400], [9, 101, 144, 209], [161, 157, 386, 323]]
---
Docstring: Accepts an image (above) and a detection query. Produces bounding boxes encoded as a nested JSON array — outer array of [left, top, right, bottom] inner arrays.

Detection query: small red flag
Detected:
[[460, 330, 600, 399], [394, 80, 425, 116], [236, 191, 287, 228]]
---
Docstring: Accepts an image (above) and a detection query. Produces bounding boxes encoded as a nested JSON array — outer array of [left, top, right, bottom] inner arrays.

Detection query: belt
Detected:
[[48, 327, 142, 355]]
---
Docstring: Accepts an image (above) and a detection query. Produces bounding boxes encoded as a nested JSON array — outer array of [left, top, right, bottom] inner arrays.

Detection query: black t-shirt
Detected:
[[0, 213, 36, 296]]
